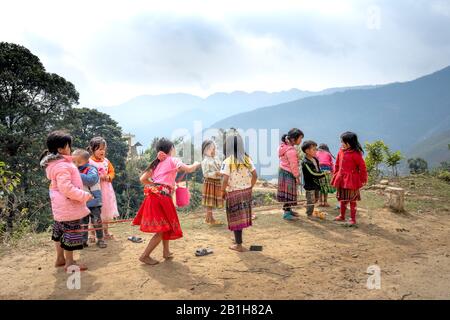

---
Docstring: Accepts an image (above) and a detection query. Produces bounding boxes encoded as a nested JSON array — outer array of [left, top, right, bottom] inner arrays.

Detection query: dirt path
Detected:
[[1, 190, 450, 300]]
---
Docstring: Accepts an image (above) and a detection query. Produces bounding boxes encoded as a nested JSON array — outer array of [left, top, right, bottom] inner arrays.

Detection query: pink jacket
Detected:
[[316, 150, 334, 172], [278, 142, 300, 178], [42, 154, 90, 222]]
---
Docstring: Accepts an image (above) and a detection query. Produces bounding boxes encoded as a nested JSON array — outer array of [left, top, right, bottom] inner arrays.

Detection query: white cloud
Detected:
[[1, 0, 449, 106]]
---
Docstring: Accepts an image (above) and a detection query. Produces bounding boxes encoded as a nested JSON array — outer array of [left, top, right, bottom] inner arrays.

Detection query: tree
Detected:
[[364, 140, 388, 180], [0, 42, 79, 230], [0, 162, 21, 234], [384, 148, 403, 176], [63, 107, 130, 216], [407, 158, 428, 174]]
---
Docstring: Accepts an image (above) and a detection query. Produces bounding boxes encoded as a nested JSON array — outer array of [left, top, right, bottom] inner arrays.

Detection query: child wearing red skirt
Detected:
[[331, 132, 368, 225], [133, 138, 200, 265]]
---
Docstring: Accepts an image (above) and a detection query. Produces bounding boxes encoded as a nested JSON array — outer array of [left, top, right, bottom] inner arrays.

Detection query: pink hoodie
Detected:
[[278, 142, 300, 178], [316, 150, 334, 172], [43, 154, 91, 222]]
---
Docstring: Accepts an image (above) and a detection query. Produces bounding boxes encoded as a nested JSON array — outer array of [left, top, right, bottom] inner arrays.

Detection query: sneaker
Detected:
[[283, 212, 298, 221], [290, 211, 300, 217]]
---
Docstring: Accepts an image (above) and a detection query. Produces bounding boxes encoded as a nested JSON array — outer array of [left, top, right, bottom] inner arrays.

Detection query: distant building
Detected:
[[123, 133, 143, 159]]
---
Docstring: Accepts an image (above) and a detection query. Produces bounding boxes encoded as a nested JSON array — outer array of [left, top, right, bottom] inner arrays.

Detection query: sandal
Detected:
[[290, 211, 300, 217], [128, 236, 143, 243], [195, 248, 214, 257], [88, 237, 96, 244], [96, 240, 107, 248], [209, 220, 224, 226]]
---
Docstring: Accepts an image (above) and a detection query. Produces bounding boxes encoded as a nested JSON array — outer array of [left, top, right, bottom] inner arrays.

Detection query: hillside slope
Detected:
[[212, 66, 450, 165]]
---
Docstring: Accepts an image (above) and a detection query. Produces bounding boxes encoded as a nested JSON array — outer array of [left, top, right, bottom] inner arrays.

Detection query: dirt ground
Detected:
[[1, 176, 450, 300]]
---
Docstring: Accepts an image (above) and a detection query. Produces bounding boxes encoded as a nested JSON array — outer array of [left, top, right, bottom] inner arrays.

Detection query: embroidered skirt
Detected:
[[277, 168, 298, 205], [336, 188, 361, 202], [225, 187, 253, 231], [132, 184, 183, 240], [52, 219, 84, 251], [202, 178, 224, 208]]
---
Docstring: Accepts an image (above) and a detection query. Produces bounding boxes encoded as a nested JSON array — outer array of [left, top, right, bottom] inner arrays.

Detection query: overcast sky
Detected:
[[1, 0, 450, 106]]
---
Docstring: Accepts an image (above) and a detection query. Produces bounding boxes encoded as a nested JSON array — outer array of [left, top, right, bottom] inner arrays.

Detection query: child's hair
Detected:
[[223, 132, 252, 169], [39, 130, 72, 161], [88, 137, 107, 155], [202, 140, 216, 158], [145, 138, 175, 172], [318, 143, 335, 159], [72, 149, 90, 161], [318, 143, 330, 153], [301, 140, 318, 153], [281, 128, 304, 144], [340, 131, 364, 153]]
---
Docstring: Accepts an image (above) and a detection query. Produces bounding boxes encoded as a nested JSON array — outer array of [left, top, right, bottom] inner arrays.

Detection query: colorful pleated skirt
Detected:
[[277, 168, 298, 205], [202, 178, 224, 208], [225, 187, 253, 231], [336, 188, 361, 202]]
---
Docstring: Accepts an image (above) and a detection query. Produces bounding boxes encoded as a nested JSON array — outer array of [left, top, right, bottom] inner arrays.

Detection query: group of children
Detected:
[[40, 132, 118, 271], [277, 128, 368, 225], [41, 127, 367, 270]]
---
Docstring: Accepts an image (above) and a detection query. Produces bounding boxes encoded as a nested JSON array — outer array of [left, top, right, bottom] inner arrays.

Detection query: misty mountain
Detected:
[[96, 86, 381, 146], [211, 66, 450, 169]]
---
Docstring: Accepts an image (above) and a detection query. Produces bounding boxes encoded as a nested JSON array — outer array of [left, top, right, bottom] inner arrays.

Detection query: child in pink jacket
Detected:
[[277, 128, 304, 221], [316, 144, 335, 207], [40, 131, 92, 272]]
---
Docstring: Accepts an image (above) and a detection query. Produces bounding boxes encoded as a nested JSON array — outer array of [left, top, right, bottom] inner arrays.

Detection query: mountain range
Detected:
[[96, 85, 380, 146], [94, 66, 450, 173], [211, 65, 450, 170]]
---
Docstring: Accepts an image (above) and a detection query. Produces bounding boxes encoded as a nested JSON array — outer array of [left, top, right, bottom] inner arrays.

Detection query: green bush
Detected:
[[438, 170, 450, 183]]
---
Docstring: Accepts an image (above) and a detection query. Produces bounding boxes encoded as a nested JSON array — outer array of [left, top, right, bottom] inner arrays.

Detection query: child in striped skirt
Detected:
[[201, 140, 224, 225], [277, 128, 304, 221], [220, 133, 258, 252]]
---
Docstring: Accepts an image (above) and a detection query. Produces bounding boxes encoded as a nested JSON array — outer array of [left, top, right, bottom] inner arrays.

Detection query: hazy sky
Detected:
[[1, 0, 450, 106]]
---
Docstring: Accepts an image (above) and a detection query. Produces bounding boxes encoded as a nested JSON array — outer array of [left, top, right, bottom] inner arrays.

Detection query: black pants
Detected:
[[81, 206, 104, 242], [234, 230, 243, 245]]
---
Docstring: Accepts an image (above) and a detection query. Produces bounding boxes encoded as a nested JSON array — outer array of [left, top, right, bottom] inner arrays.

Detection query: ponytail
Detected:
[[144, 158, 160, 173], [143, 137, 174, 173], [281, 128, 304, 144]]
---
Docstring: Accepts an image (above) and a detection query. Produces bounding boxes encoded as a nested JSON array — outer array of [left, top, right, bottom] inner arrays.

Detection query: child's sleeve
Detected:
[[81, 167, 99, 187], [220, 159, 230, 176], [107, 161, 115, 181], [357, 153, 368, 185], [286, 149, 300, 178], [334, 150, 341, 174], [172, 157, 186, 171], [56, 170, 91, 202], [330, 154, 335, 173]]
